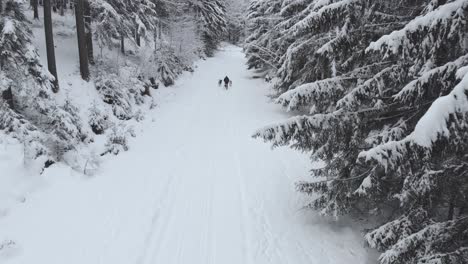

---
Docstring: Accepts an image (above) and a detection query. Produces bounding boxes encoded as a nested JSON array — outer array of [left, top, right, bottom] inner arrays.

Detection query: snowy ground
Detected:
[[0, 44, 375, 263]]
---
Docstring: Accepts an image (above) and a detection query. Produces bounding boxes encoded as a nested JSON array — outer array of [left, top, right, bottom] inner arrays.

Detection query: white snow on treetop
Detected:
[[275, 78, 344, 112], [366, 0, 468, 54], [289, 0, 356, 36], [408, 69, 468, 147], [1, 19, 15, 36]]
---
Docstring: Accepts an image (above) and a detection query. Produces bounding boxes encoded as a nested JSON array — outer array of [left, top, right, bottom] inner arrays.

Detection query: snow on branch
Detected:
[[253, 111, 345, 149], [288, 0, 357, 36], [253, 115, 315, 147], [394, 54, 468, 105], [276, 77, 346, 113], [376, 217, 468, 264], [360, 71, 468, 166], [407, 69, 468, 147], [337, 65, 404, 110], [280, 0, 312, 17], [365, 208, 430, 251], [366, 0, 468, 59]]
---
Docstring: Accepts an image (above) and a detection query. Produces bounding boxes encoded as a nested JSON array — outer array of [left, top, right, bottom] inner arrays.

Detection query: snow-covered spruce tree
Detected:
[[361, 70, 468, 262], [90, 0, 168, 53], [0, 0, 84, 165], [94, 72, 135, 121], [244, 0, 284, 71], [253, 0, 468, 263], [138, 42, 184, 87], [256, 0, 427, 215], [225, 0, 248, 44], [102, 123, 135, 155], [167, 3, 204, 65], [188, 0, 227, 57], [155, 45, 183, 87], [90, 0, 187, 87], [357, 1, 468, 262], [275, 0, 426, 94], [135, 0, 193, 87], [89, 0, 123, 50], [88, 102, 110, 135], [125, 0, 160, 46], [244, 0, 266, 69], [90, 0, 160, 52]]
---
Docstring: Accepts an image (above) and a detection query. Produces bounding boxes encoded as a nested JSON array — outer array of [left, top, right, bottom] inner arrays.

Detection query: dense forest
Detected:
[[247, 0, 468, 263], [0, 0, 244, 171], [1, 0, 467, 263]]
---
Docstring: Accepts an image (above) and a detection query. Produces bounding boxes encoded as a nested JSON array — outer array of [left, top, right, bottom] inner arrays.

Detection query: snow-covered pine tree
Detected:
[[90, 0, 159, 52], [155, 45, 183, 86], [90, 0, 123, 50], [90, 0, 186, 86], [88, 102, 110, 135], [255, 0, 424, 215], [124, 0, 160, 46], [356, 1, 468, 262], [224, 0, 248, 44], [0, 0, 84, 165], [166, 1, 203, 64], [244, 0, 284, 71], [252, 0, 468, 263], [189, 0, 227, 57]]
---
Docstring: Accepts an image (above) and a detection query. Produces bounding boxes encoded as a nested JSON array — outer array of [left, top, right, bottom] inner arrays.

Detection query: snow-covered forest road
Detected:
[[1, 46, 372, 264]]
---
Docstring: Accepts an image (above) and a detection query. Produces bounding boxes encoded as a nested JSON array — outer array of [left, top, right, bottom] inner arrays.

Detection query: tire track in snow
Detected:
[[229, 85, 253, 264], [135, 166, 178, 264], [136, 89, 204, 264], [206, 152, 215, 264]]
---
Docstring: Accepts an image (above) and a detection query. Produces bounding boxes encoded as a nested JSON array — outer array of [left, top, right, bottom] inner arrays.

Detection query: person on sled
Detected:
[[223, 76, 230, 89]]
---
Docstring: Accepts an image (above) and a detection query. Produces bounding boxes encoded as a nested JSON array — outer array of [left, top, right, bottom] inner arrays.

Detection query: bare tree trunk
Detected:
[[0, 0, 2, 69], [75, 0, 89, 80], [0, 0, 3, 68], [120, 34, 125, 54], [135, 29, 141, 47], [2, 87, 14, 108], [44, 0, 59, 92], [448, 196, 455, 221], [59, 0, 64, 15], [153, 28, 158, 50], [84, 0, 94, 64], [159, 22, 162, 41], [33, 0, 39, 19], [154, 21, 160, 50]]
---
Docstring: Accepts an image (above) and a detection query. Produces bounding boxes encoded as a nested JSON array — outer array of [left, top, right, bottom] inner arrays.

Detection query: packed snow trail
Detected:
[[0, 46, 373, 264]]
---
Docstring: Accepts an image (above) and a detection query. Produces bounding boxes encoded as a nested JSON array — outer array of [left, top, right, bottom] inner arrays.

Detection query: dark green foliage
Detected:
[[249, 0, 468, 263]]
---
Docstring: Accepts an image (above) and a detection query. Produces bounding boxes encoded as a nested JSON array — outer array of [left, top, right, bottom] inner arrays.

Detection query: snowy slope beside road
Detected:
[[0, 46, 374, 264]]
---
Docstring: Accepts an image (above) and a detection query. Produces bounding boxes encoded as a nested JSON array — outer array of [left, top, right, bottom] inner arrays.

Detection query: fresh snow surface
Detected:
[[0, 46, 373, 264]]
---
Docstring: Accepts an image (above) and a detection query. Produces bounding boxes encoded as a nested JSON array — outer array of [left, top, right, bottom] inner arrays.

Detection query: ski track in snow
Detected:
[[0, 46, 373, 264]]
